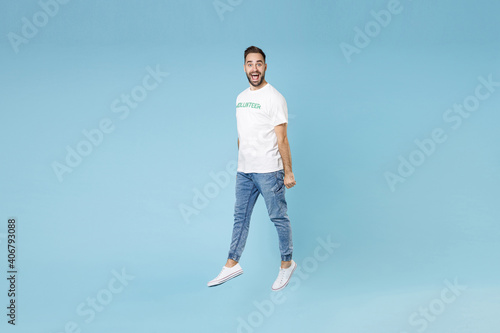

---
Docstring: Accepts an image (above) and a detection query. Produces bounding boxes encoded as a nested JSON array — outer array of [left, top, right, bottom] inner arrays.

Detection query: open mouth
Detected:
[[250, 73, 260, 81]]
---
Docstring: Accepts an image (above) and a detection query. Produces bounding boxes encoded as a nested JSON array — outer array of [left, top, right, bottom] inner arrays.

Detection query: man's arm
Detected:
[[274, 123, 296, 189]]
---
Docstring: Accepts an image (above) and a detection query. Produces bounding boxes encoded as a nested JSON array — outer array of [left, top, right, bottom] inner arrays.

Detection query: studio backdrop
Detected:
[[1, 0, 499, 332]]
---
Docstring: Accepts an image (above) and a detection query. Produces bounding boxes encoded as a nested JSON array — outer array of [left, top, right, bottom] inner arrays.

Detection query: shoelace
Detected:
[[276, 267, 288, 283], [216, 266, 232, 279]]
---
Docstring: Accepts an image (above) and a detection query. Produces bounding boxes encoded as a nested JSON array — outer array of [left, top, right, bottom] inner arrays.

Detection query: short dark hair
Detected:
[[244, 46, 266, 63]]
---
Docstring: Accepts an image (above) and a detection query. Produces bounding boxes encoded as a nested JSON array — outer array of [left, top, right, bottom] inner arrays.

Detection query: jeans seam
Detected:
[[232, 177, 253, 260]]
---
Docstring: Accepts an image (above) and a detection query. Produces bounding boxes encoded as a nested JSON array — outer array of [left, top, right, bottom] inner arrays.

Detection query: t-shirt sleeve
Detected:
[[270, 94, 288, 127]]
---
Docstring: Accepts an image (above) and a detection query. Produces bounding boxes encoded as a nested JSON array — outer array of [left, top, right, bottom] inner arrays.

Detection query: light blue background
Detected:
[[1, 0, 499, 332]]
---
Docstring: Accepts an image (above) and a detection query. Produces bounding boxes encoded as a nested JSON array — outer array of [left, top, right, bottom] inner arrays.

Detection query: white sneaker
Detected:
[[272, 260, 297, 291], [207, 263, 243, 287]]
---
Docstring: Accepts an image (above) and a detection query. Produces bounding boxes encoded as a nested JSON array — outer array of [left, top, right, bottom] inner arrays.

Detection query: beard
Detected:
[[246, 71, 266, 87]]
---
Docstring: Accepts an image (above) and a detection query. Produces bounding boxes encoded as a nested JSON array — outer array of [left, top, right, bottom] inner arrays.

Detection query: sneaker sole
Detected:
[[271, 263, 297, 291], [207, 269, 243, 287]]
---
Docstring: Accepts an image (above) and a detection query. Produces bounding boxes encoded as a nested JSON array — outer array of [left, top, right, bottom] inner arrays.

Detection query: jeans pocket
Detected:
[[274, 170, 285, 193]]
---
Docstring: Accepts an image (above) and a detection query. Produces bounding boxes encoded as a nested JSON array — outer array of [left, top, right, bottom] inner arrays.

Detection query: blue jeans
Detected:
[[228, 169, 293, 262]]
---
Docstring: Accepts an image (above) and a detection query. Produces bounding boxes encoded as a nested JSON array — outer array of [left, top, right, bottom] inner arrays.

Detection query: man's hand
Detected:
[[284, 172, 296, 189]]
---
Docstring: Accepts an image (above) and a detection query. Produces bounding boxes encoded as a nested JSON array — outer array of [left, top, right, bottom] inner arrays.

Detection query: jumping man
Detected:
[[208, 46, 297, 291]]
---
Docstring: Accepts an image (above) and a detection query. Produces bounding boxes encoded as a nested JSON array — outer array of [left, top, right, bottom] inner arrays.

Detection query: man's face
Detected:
[[244, 53, 267, 88]]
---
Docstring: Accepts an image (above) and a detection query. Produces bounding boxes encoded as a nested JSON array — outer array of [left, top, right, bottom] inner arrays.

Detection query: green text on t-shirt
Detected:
[[236, 102, 261, 109]]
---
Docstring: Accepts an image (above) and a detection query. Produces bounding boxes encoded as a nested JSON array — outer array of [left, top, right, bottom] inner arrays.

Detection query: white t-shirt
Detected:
[[236, 83, 288, 173]]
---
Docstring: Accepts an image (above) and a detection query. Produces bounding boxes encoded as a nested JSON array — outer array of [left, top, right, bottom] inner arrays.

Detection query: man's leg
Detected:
[[255, 169, 293, 266], [255, 169, 296, 290], [207, 172, 259, 287], [226, 172, 260, 266]]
